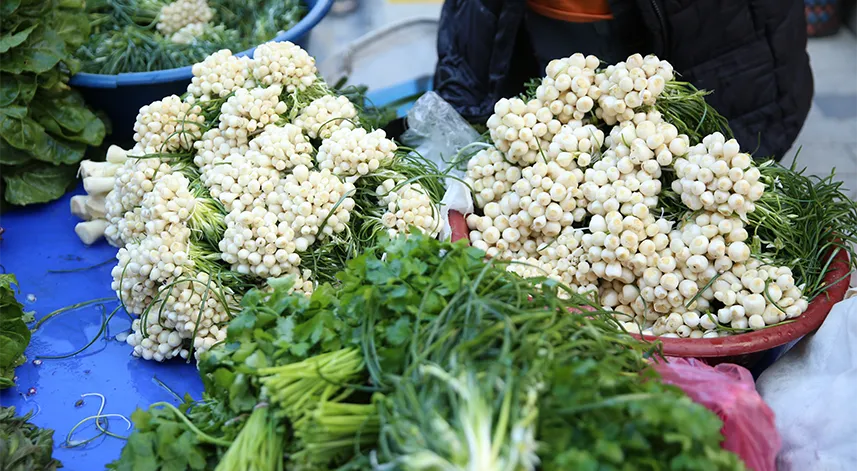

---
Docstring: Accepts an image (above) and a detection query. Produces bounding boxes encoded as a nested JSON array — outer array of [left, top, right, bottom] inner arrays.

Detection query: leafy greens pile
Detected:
[[0, 274, 31, 389], [111, 234, 747, 470], [0, 407, 62, 471], [77, 0, 305, 74], [0, 0, 106, 206]]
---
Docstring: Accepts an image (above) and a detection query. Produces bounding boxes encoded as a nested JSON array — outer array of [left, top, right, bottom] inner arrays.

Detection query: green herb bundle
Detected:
[[0, 274, 31, 389], [107, 396, 235, 471], [746, 159, 857, 300], [0, 0, 106, 206], [0, 407, 62, 471], [77, 0, 305, 75], [112, 234, 747, 470]]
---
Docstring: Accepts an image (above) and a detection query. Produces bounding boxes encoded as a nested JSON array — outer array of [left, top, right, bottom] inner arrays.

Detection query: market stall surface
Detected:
[[0, 188, 204, 471]]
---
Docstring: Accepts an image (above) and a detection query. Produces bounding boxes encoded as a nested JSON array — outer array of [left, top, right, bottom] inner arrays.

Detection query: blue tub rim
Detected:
[[69, 0, 334, 89]]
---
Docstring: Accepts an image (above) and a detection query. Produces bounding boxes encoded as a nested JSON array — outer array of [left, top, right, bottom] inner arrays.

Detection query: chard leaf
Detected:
[[0, 28, 66, 74], [37, 110, 106, 146], [0, 274, 30, 389], [32, 92, 89, 133], [0, 105, 28, 119], [0, 24, 37, 54], [0, 112, 47, 151], [0, 0, 21, 16], [35, 132, 85, 164], [0, 138, 32, 165], [2, 162, 76, 205], [0, 77, 20, 107]]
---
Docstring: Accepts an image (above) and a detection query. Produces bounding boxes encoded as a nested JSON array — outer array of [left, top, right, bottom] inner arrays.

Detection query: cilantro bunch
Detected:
[[1, 0, 106, 206]]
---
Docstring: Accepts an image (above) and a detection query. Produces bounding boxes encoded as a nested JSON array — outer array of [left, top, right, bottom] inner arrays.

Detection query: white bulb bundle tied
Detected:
[[78, 42, 441, 362], [466, 52, 809, 338]]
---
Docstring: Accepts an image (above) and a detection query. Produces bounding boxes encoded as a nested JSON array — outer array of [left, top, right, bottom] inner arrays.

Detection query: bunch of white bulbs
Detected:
[[87, 42, 443, 363], [465, 52, 810, 338]]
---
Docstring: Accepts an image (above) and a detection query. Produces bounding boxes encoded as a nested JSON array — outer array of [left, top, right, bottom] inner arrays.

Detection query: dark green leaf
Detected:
[[0, 24, 37, 54], [0, 106, 89, 164], [32, 91, 88, 132], [14, 0, 51, 18], [0, 138, 33, 166], [0, 0, 21, 16], [0, 274, 29, 389], [2, 162, 76, 205], [0, 105, 28, 119], [0, 29, 66, 75], [0, 112, 46, 152], [52, 14, 89, 48], [0, 407, 62, 469], [35, 132, 86, 165], [0, 78, 20, 107], [385, 316, 411, 346]]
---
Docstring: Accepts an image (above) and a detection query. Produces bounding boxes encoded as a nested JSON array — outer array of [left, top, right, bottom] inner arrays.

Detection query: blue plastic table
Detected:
[[0, 187, 203, 471]]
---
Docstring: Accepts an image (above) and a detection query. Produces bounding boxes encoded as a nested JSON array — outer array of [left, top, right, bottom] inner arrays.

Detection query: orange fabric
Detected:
[[526, 0, 613, 23]]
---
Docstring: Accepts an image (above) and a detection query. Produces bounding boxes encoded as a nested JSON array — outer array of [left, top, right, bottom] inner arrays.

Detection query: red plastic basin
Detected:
[[448, 210, 850, 366]]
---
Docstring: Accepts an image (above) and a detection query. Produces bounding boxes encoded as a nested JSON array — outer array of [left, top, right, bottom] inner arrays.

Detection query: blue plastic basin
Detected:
[[69, 0, 333, 144]]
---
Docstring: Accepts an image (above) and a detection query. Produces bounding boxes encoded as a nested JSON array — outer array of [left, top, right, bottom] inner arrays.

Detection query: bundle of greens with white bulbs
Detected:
[[74, 42, 445, 362], [463, 52, 857, 339]]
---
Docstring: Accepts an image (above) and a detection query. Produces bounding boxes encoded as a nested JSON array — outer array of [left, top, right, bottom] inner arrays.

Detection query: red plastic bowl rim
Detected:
[[447, 210, 851, 357]]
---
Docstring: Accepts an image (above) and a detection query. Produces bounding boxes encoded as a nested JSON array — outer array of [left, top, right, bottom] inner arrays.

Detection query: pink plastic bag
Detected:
[[651, 357, 780, 471]]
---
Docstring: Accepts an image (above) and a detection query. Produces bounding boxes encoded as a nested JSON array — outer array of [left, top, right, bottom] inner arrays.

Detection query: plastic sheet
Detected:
[[400, 91, 478, 240], [756, 297, 857, 471], [652, 357, 779, 471]]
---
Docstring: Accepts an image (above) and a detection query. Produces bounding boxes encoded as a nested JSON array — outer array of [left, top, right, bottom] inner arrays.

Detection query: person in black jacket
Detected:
[[434, 0, 814, 161]]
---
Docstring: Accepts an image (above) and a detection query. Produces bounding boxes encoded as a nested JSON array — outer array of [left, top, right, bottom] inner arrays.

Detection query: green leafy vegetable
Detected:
[[0, 274, 30, 389], [107, 396, 235, 471], [77, 0, 305, 75], [0, 0, 106, 206], [0, 407, 62, 470], [114, 234, 748, 470], [2, 163, 77, 206]]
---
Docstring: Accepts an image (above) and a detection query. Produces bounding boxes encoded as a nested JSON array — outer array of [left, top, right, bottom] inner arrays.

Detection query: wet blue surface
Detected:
[[0, 186, 203, 471]]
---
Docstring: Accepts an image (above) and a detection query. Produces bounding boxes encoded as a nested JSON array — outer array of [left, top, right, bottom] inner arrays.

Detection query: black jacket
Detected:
[[434, 0, 813, 160]]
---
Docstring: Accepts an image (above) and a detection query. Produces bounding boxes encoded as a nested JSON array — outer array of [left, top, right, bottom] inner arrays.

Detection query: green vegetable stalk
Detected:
[[258, 348, 365, 419], [0, 407, 63, 471], [655, 81, 733, 143], [374, 361, 541, 471], [215, 404, 283, 471], [1, 0, 106, 206], [290, 388, 380, 468]]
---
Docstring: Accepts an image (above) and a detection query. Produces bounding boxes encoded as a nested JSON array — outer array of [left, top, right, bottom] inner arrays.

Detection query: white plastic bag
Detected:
[[756, 297, 857, 471], [400, 92, 478, 241]]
